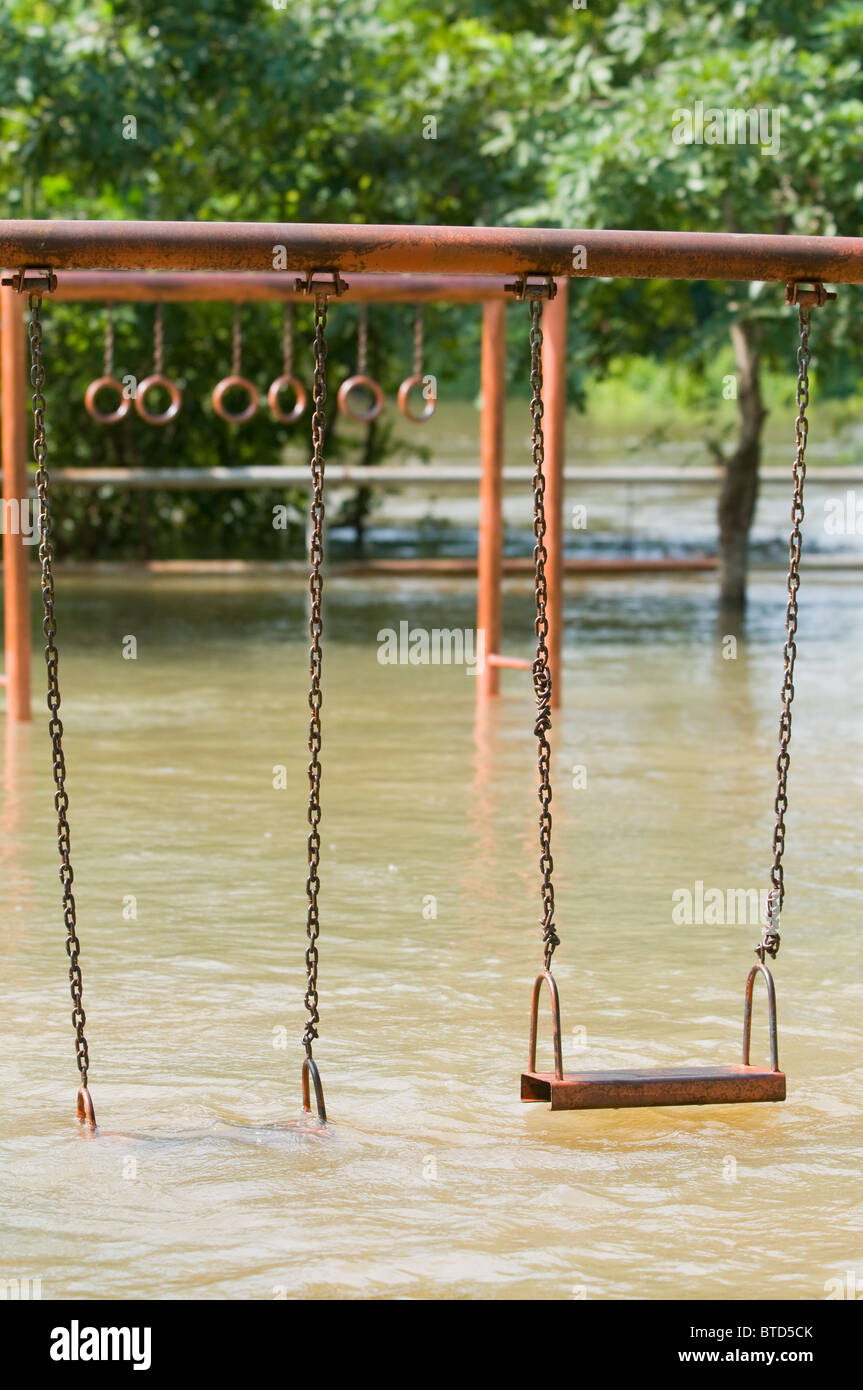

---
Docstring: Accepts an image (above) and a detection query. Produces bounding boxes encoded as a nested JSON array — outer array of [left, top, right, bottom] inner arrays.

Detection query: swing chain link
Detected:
[[302, 292, 329, 1058], [760, 284, 832, 963], [528, 295, 558, 969], [28, 287, 92, 1087]]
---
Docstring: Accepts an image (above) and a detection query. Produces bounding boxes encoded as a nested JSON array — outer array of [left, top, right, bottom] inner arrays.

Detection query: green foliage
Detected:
[[0, 0, 861, 556]]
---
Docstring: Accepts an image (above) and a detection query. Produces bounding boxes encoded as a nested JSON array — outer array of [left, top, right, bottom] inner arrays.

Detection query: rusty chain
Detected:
[[760, 284, 833, 962], [528, 293, 559, 970], [25, 279, 96, 1126], [302, 292, 329, 1061]]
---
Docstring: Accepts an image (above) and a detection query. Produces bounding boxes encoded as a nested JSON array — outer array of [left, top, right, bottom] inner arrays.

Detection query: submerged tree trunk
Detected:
[[718, 320, 767, 619]]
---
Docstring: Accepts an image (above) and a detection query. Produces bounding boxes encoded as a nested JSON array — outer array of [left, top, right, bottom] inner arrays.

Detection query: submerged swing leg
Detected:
[[301, 1055, 327, 1126], [76, 1085, 97, 1130], [520, 964, 786, 1111]]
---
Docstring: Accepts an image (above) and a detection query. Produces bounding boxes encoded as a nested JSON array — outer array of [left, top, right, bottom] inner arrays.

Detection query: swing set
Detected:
[[0, 221, 860, 1132]]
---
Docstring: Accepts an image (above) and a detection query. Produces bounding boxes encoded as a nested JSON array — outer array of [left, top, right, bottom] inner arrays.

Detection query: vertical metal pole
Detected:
[[541, 279, 567, 708], [477, 298, 506, 699], [1, 286, 31, 722]]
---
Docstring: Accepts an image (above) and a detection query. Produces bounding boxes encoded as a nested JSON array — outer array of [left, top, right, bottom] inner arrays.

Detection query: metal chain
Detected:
[[232, 303, 242, 376], [760, 293, 823, 962], [153, 302, 164, 375], [29, 290, 93, 1089], [303, 293, 329, 1057], [282, 302, 294, 376], [529, 297, 558, 969], [357, 305, 368, 374], [412, 304, 423, 376], [103, 305, 114, 377]]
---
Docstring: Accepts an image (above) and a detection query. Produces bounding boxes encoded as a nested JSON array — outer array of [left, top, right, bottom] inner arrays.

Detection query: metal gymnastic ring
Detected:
[[527, 969, 564, 1080], [337, 373, 385, 423], [84, 376, 131, 425], [134, 373, 183, 426], [301, 1055, 327, 1125], [742, 961, 780, 1072], [212, 375, 260, 424], [267, 373, 307, 424], [397, 372, 435, 423], [76, 1084, 97, 1130]]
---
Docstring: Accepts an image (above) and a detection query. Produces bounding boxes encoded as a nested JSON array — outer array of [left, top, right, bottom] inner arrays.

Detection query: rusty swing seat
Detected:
[[521, 964, 785, 1111]]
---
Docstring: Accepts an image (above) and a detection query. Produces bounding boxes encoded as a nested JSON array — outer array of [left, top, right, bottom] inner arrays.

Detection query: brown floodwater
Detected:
[[1, 570, 861, 1299]]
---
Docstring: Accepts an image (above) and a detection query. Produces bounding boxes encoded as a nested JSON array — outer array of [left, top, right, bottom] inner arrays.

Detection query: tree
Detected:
[[496, 0, 863, 612]]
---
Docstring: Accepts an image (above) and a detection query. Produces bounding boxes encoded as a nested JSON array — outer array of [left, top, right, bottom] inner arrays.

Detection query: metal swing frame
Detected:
[[0, 223, 854, 1132]]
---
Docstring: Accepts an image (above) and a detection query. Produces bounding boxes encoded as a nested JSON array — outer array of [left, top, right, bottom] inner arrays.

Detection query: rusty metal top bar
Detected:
[[50, 271, 512, 302], [1, 221, 862, 282]]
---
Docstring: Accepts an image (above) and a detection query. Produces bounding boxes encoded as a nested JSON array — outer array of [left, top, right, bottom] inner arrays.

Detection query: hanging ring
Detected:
[[337, 374, 385, 423], [301, 1055, 327, 1125], [135, 374, 182, 425], [267, 374, 307, 424], [527, 969, 564, 1080], [212, 375, 260, 424], [397, 373, 435, 423], [84, 376, 130, 425], [76, 1085, 97, 1130]]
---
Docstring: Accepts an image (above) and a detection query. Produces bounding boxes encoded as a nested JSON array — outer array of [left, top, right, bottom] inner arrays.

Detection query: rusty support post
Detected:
[[541, 279, 567, 708], [477, 299, 507, 698], [1, 286, 31, 721]]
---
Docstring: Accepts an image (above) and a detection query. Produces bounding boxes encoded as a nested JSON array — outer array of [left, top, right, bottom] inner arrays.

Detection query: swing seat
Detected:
[[521, 1062, 785, 1110], [521, 964, 785, 1112]]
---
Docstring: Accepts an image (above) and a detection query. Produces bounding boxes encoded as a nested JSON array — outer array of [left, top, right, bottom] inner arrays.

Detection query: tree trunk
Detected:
[[718, 320, 767, 619]]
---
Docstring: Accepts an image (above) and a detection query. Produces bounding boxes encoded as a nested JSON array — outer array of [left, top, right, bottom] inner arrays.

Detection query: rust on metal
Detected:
[[397, 373, 434, 422], [487, 653, 532, 670], [267, 374, 306, 423], [84, 376, 130, 424], [301, 1055, 327, 1126], [521, 962, 786, 1111], [3, 221, 863, 282], [134, 374, 182, 425], [76, 1085, 97, 1129], [521, 1064, 787, 1110], [785, 280, 837, 307], [212, 375, 259, 424], [51, 271, 516, 303], [337, 373, 385, 422]]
